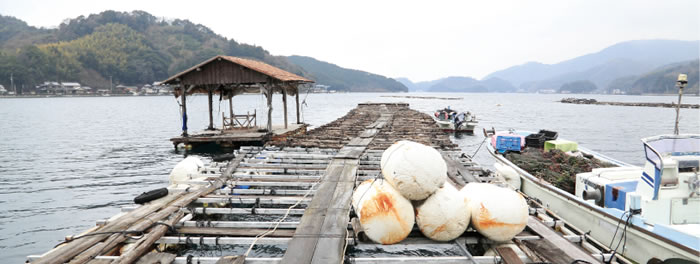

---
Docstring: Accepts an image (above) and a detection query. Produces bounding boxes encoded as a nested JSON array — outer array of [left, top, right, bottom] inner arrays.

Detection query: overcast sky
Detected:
[[1, 0, 698, 82]]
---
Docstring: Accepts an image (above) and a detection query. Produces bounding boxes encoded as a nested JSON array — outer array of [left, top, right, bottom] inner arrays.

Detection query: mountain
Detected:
[[607, 59, 699, 95], [287, 56, 407, 92], [0, 11, 403, 93], [559, 80, 597, 93], [395, 77, 418, 92], [398, 76, 516, 93], [485, 40, 700, 90]]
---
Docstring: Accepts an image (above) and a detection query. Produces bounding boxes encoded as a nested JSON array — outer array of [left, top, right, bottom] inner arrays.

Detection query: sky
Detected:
[[1, 0, 698, 82]]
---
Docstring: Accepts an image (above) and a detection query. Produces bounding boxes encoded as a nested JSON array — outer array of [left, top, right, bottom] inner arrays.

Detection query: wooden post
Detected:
[[295, 87, 301, 124], [266, 85, 273, 132], [229, 94, 234, 119], [283, 87, 288, 129], [208, 88, 214, 130], [181, 87, 188, 137]]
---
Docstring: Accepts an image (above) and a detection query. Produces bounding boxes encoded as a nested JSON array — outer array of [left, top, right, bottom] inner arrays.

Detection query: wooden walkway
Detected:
[[28, 103, 629, 264]]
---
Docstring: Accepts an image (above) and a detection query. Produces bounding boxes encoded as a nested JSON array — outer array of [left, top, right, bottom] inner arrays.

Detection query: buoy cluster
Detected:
[[352, 140, 528, 245]]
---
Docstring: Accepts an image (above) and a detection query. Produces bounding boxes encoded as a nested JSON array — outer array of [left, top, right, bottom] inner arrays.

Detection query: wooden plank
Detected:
[[360, 129, 378, 138], [335, 147, 365, 159], [440, 151, 478, 186], [135, 252, 176, 264], [524, 216, 600, 263], [215, 256, 245, 264], [495, 247, 525, 264]]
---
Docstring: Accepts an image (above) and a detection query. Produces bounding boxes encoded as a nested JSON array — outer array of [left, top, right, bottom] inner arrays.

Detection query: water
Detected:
[[0, 93, 698, 262]]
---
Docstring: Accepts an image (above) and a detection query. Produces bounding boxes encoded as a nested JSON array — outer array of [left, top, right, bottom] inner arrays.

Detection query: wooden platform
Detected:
[[28, 103, 631, 264], [170, 123, 307, 149]]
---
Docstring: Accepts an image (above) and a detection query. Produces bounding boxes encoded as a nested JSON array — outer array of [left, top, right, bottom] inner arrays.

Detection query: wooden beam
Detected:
[[283, 88, 288, 129]]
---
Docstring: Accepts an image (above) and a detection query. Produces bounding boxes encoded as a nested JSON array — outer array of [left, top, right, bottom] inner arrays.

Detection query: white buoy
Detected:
[[461, 183, 528, 242], [415, 184, 470, 241], [169, 156, 205, 184], [352, 179, 415, 245], [494, 163, 521, 189], [381, 140, 447, 200]]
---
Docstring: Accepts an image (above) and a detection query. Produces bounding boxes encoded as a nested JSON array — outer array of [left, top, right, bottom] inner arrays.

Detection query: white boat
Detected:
[[486, 130, 700, 263], [433, 108, 478, 133]]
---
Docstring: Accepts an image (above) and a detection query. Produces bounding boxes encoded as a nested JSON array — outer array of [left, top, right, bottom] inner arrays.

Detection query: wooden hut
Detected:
[[162, 55, 313, 149]]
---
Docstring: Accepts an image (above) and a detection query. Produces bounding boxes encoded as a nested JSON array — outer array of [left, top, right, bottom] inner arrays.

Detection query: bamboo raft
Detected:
[[28, 103, 632, 264]]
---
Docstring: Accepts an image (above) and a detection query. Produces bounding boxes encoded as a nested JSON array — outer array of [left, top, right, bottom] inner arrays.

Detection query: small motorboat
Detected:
[[433, 108, 478, 133], [485, 128, 700, 263]]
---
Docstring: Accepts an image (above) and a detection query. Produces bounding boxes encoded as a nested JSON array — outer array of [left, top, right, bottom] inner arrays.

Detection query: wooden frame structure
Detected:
[[162, 55, 313, 136]]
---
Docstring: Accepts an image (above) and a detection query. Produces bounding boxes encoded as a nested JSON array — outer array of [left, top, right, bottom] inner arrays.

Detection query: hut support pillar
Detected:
[[295, 89, 300, 124], [266, 85, 273, 132], [181, 89, 188, 137], [229, 94, 234, 119], [207, 89, 214, 130], [283, 89, 288, 129]]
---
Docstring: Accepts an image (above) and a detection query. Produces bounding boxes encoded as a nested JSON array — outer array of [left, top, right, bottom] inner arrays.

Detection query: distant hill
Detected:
[[399, 76, 516, 93], [0, 11, 403, 93], [607, 59, 699, 95], [485, 40, 699, 91], [287, 56, 407, 92]]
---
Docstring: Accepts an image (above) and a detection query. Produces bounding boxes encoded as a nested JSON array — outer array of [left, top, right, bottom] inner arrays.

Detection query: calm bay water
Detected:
[[0, 93, 698, 262]]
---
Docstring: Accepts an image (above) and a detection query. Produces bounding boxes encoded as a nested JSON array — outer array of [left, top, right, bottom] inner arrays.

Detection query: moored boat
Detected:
[[486, 129, 700, 263], [433, 108, 478, 133]]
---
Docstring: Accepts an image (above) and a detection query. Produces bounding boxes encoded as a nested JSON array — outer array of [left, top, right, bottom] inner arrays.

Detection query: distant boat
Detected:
[[433, 108, 478, 133]]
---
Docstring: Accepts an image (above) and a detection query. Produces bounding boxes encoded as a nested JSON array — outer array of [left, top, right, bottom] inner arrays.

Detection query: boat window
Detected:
[[646, 137, 700, 157], [644, 144, 662, 170]]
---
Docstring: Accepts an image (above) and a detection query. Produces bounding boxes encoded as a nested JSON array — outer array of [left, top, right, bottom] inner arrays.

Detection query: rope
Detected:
[[470, 136, 489, 158], [243, 180, 320, 257]]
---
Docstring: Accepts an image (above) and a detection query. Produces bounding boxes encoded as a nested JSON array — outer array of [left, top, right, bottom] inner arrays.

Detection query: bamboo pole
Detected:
[[34, 156, 244, 264], [112, 211, 185, 264]]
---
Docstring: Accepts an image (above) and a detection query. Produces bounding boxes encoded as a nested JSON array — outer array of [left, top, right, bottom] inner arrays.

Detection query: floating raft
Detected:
[[28, 103, 631, 264], [560, 97, 700, 109]]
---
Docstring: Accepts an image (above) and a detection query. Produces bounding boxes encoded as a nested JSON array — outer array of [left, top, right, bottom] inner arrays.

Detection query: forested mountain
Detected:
[[485, 40, 699, 92], [287, 56, 407, 92], [607, 60, 699, 95], [0, 11, 403, 93]]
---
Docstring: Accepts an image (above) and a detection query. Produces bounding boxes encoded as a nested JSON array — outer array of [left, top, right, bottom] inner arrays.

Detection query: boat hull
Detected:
[[434, 119, 476, 133], [487, 143, 700, 263]]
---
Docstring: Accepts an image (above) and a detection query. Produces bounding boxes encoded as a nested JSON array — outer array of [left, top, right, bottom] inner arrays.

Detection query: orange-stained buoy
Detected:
[[352, 179, 415, 244]]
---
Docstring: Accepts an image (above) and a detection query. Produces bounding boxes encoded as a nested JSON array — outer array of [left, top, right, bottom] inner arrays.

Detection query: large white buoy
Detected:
[[494, 163, 521, 189], [169, 156, 205, 184], [352, 179, 415, 245], [460, 183, 528, 242], [415, 184, 470, 241], [381, 140, 447, 200]]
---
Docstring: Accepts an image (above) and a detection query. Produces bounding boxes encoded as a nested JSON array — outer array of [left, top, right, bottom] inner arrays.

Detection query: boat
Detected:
[[485, 129, 700, 263], [433, 108, 478, 133]]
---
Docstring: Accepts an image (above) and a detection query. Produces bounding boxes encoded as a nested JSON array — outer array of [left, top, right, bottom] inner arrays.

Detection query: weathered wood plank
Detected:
[[134, 252, 176, 264], [495, 247, 525, 264], [524, 216, 600, 263]]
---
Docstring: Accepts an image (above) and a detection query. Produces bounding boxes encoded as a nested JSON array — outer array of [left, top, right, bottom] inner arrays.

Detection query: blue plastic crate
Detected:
[[496, 136, 522, 153]]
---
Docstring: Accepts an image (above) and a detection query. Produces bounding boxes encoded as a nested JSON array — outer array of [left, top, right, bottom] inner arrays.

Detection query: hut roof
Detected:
[[162, 55, 312, 86]]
